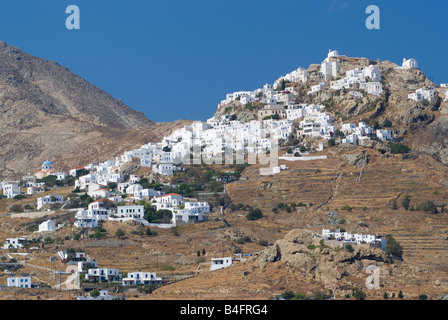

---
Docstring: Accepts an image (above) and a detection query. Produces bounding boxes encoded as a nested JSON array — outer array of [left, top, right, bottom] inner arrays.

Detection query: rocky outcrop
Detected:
[[258, 229, 392, 290], [341, 151, 369, 168], [400, 104, 435, 130]]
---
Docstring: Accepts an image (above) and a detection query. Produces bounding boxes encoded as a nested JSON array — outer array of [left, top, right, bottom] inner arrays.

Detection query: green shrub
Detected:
[[352, 288, 367, 300], [415, 200, 438, 214], [162, 265, 175, 271], [280, 291, 295, 300], [115, 229, 125, 238], [171, 226, 180, 236], [401, 196, 410, 211], [26, 224, 39, 232], [291, 292, 307, 300], [197, 257, 206, 263], [246, 208, 263, 220], [382, 119, 392, 127], [90, 289, 100, 298], [385, 234, 403, 258], [345, 244, 354, 252], [389, 142, 410, 154]]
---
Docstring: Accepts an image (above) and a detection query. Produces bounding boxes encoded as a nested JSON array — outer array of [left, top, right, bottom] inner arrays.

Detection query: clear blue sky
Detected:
[[0, 0, 447, 122]]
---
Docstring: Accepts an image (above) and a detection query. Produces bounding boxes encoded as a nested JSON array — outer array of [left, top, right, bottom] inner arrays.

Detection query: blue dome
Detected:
[[43, 160, 53, 165]]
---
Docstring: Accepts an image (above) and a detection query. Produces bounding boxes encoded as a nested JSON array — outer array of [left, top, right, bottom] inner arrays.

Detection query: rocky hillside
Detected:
[[0, 41, 153, 129], [0, 41, 189, 179]]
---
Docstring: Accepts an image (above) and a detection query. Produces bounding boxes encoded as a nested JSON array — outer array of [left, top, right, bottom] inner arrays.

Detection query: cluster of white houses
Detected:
[[65, 250, 163, 286], [220, 50, 384, 106], [3, 250, 163, 290], [320, 228, 387, 251], [329, 64, 383, 96], [340, 121, 397, 145], [72, 192, 210, 229]]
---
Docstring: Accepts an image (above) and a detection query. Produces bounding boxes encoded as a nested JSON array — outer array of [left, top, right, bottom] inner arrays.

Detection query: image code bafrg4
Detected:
[[224, 304, 268, 315]]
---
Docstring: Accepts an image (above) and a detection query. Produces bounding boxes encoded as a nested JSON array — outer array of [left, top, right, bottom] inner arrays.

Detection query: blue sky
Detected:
[[0, 0, 447, 122]]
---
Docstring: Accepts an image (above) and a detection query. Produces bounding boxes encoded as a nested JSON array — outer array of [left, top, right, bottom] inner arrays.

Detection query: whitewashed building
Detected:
[[70, 166, 86, 177], [376, 129, 392, 141], [210, 257, 233, 271], [7, 276, 32, 288], [37, 195, 64, 210], [38, 220, 56, 232], [85, 268, 120, 282], [408, 86, 435, 102], [27, 186, 44, 196], [402, 58, 418, 69], [74, 211, 98, 228], [307, 82, 327, 95], [115, 205, 144, 219], [3, 237, 28, 249], [321, 228, 387, 251], [55, 172, 67, 181], [2, 182, 20, 199], [74, 200, 111, 228], [122, 272, 162, 286]]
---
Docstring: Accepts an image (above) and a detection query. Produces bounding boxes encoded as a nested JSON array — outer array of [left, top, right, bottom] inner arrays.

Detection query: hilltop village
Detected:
[[1, 49, 448, 300], [1, 50, 430, 229]]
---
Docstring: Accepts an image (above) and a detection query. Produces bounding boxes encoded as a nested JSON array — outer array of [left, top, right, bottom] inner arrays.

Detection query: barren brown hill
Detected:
[[0, 41, 192, 179]]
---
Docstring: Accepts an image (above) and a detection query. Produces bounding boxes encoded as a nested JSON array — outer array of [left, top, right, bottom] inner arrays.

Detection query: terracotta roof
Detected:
[[158, 193, 181, 198]]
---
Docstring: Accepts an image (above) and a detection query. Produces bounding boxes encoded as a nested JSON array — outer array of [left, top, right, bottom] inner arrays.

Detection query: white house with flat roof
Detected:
[[74, 211, 98, 229], [85, 268, 120, 282], [2, 182, 20, 199], [7, 276, 31, 288], [115, 205, 144, 219], [133, 188, 164, 201], [3, 237, 28, 249], [27, 186, 44, 196], [210, 257, 233, 271], [74, 200, 110, 228], [376, 129, 392, 141], [121, 272, 162, 286], [408, 86, 435, 102], [37, 195, 64, 210]]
